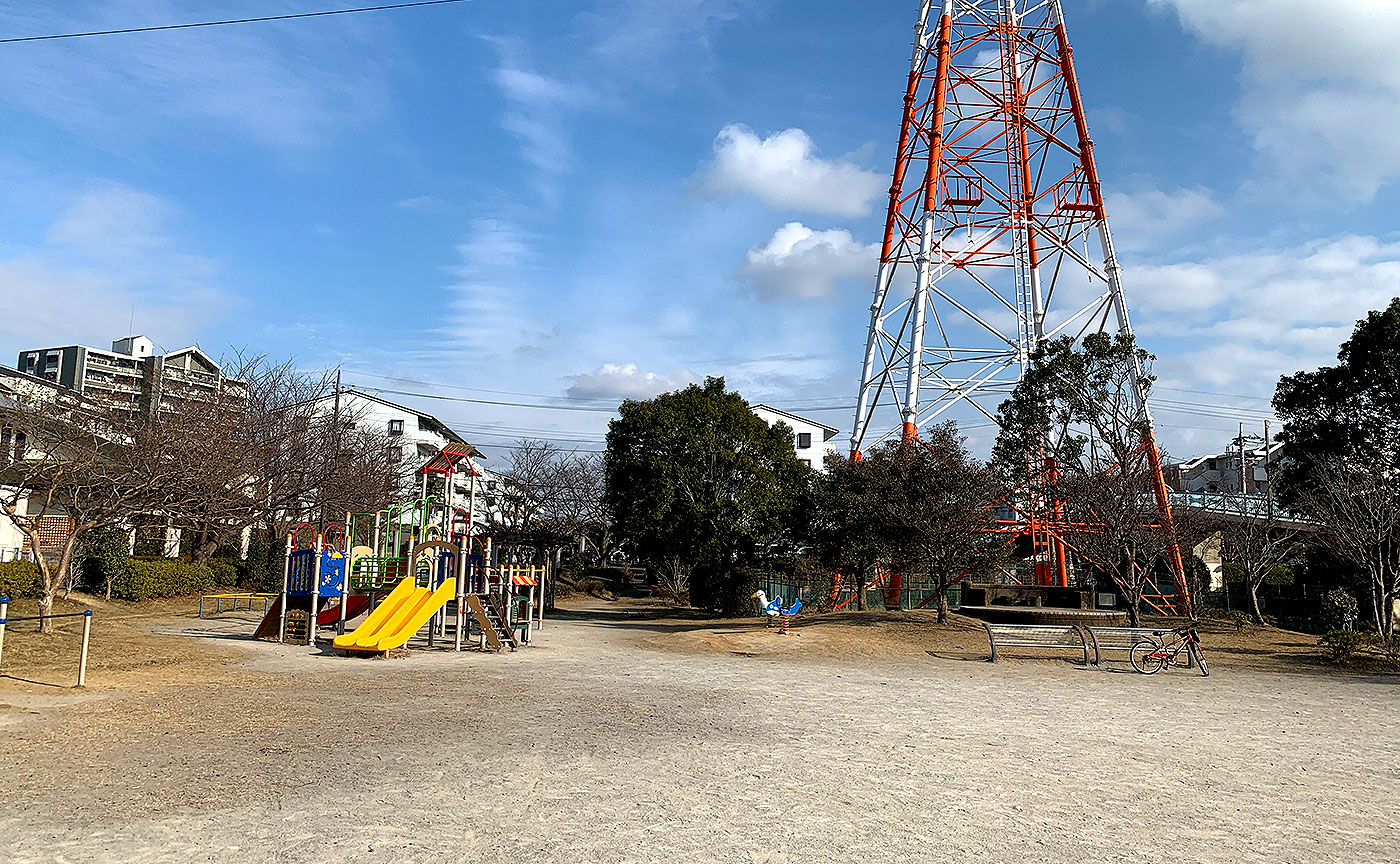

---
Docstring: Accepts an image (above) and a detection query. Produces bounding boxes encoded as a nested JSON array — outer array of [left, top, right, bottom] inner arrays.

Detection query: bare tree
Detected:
[[174, 356, 410, 565], [995, 333, 1195, 624], [0, 385, 191, 632], [1298, 456, 1400, 636], [1056, 464, 1198, 625], [1212, 498, 1305, 626], [654, 556, 693, 605]]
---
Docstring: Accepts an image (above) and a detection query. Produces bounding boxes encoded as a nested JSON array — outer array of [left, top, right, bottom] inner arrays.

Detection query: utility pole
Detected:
[[1238, 421, 1247, 494], [1264, 419, 1273, 519]]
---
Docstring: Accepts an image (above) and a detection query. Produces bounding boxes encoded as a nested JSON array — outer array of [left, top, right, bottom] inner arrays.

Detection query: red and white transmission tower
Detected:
[[850, 0, 1190, 612]]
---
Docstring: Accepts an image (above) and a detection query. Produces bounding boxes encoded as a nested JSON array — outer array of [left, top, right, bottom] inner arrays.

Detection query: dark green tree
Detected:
[[880, 423, 1009, 622], [809, 451, 895, 612], [1275, 299, 1400, 501], [603, 377, 808, 616], [1275, 299, 1400, 633]]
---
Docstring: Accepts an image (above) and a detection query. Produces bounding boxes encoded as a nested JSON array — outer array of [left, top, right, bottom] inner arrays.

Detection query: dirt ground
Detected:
[[0, 593, 1396, 863]]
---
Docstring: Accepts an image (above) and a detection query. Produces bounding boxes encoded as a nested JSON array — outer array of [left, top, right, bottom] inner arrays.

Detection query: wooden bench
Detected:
[[1084, 626, 1193, 667], [983, 622, 1090, 664]]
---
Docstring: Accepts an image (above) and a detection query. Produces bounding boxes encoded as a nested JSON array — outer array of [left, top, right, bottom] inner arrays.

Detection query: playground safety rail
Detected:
[[199, 593, 278, 618], [0, 597, 94, 687]]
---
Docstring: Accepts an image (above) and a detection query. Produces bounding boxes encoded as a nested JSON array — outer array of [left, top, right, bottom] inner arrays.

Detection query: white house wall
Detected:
[[751, 406, 839, 472]]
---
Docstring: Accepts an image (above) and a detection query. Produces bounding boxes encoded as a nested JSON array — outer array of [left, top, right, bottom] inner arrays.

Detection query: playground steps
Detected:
[[465, 594, 517, 652]]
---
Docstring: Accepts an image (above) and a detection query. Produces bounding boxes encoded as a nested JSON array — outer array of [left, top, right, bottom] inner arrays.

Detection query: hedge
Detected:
[[109, 559, 217, 601], [0, 561, 42, 599], [208, 558, 242, 587]]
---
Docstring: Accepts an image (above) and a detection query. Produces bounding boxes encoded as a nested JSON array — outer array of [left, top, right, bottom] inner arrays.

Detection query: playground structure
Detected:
[[848, 0, 1191, 616], [753, 590, 803, 635], [255, 444, 548, 655]]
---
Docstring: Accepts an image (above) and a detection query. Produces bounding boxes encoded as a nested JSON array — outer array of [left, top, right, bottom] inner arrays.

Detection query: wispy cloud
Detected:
[[485, 38, 599, 203], [1132, 234, 1400, 392], [437, 217, 542, 362], [1105, 185, 1224, 251], [0, 0, 391, 153]]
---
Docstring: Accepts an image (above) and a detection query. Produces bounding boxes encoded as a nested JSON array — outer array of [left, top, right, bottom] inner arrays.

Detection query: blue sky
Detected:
[[2, 0, 1398, 462]]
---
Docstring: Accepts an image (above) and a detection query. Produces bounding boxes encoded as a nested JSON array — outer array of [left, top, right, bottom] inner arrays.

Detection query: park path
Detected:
[[0, 601, 1396, 863]]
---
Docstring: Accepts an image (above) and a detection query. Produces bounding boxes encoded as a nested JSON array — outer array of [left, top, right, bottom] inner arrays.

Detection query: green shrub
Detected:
[[1319, 629, 1369, 664], [1319, 588, 1359, 632], [79, 527, 133, 596], [244, 531, 283, 592], [208, 558, 242, 587], [0, 561, 42, 599], [1372, 633, 1400, 667], [109, 558, 216, 601]]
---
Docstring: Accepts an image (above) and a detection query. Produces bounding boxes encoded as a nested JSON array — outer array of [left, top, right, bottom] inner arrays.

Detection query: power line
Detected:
[[1156, 385, 1273, 404], [354, 385, 620, 413], [0, 0, 467, 45], [342, 369, 619, 405]]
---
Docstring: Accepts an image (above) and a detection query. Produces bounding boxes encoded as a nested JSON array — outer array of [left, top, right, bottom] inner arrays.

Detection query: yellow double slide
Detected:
[[332, 576, 457, 653]]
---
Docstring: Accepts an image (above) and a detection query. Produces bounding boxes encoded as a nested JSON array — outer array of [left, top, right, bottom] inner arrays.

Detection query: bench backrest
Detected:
[[1083, 626, 1176, 664], [983, 622, 1089, 663]]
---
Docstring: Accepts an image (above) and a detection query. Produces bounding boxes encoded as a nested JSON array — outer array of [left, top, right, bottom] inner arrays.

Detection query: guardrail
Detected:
[[0, 597, 93, 687]]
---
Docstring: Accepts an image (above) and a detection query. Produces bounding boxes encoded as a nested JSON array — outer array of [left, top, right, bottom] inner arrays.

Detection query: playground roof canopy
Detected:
[[421, 442, 483, 475]]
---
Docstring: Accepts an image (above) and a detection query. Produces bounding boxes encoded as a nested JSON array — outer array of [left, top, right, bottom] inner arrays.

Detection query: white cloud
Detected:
[[1104, 185, 1223, 249], [565, 363, 697, 400], [736, 222, 876, 301], [0, 181, 224, 350], [1131, 234, 1400, 392], [1150, 0, 1400, 199], [697, 125, 884, 217]]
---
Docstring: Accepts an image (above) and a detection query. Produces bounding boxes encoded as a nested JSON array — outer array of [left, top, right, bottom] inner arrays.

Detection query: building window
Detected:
[[797, 432, 812, 449], [388, 419, 404, 436], [801, 458, 812, 468]]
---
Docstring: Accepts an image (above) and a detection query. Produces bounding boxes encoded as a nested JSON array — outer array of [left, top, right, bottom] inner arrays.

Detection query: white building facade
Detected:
[[318, 389, 509, 528], [750, 403, 840, 472]]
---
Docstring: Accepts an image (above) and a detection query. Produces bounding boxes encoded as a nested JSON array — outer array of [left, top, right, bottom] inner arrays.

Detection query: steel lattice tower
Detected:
[[851, 0, 1190, 611]]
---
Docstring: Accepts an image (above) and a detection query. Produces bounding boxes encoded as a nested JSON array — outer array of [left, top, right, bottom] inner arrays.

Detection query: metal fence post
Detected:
[[77, 610, 92, 687]]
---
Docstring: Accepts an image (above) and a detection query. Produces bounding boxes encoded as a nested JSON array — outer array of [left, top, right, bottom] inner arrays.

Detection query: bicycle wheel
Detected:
[[1130, 640, 1165, 674], [1191, 645, 1209, 677]]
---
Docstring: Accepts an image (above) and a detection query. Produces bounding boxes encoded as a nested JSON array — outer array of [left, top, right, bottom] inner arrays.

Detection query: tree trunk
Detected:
[[194, 538, 217, 568], [1249, 576, 1267, 626], [936, 576, 949, 625], [1125, 600, 1141, 628]]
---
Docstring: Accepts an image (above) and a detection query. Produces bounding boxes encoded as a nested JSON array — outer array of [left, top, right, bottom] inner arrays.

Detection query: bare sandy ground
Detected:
[[0, 597, 1396, 863]]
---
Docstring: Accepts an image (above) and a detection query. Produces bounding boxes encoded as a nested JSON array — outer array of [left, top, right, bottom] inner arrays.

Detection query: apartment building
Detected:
[[16, 335, 246, 416]]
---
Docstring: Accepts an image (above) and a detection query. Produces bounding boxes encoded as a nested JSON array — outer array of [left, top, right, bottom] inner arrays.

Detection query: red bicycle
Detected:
[[1130, 624, 1209, 677]]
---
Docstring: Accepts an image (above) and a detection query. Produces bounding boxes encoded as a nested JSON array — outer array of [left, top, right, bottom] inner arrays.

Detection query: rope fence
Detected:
[[0, 597, 94, 688]]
